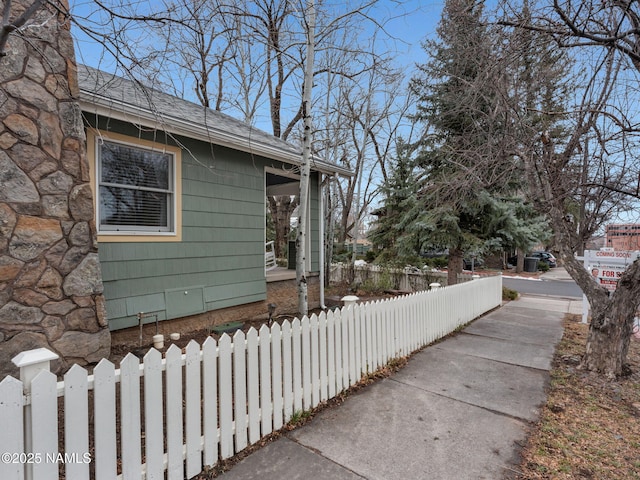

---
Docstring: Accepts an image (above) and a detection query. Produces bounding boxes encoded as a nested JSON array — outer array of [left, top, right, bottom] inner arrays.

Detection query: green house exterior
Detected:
[[78, 66, 348, 330]]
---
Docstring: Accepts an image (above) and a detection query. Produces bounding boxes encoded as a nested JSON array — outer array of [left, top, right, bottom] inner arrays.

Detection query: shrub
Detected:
[[502, 286, 518, 301], [377, 268, 395, 290], [359, 279, 378, 293], [365, 250, 377, 262], [424, 256, 448, 269]]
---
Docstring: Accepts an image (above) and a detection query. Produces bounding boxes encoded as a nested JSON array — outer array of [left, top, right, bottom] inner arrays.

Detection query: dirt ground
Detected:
[[109, 314, 312, 365], [108, 286, 395, 365], [514, 315, 640, 479]]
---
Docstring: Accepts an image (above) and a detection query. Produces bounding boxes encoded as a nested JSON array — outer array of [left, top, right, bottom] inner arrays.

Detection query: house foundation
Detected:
[[111, 276, 321, 349]]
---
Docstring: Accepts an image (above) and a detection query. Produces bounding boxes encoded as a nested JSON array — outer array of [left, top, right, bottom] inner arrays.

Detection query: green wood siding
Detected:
[[88, 116, 321, 330]]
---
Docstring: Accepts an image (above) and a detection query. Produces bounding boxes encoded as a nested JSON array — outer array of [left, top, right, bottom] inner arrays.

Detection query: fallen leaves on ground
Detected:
[[515, 315, 640, 479]]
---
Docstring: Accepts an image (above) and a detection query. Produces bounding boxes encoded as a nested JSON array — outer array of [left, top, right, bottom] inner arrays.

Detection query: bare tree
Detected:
[[320, 54, 410, 249], [146, 0, 232, 109], [499, 0, 640, 377], [223, 9, 269, 123], [296, 0, 315, 315], [267, 195, 298, 258], [122, 0, 409, 267], [550, 0, 640, 69], [535, 57, 640, 378]]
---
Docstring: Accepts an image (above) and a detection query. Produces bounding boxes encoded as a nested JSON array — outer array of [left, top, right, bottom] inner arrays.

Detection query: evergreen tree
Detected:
[[401, 0, 554, 283], [368, 141, 418, 264], [406, 0, 517, 284]]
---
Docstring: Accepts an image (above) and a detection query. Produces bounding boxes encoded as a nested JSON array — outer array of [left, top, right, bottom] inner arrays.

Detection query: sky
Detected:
[[69, 0, 443, 86], [68, 0, 447, 144], [66, 0, 640, 228], [370, 0, 442, 65]]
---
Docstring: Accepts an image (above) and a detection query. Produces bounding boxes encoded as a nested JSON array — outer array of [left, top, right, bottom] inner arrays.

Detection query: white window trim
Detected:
[[87, 129, 182, 243]]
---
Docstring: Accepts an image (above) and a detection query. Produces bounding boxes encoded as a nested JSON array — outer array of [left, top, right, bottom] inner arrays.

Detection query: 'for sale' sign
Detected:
[[588, 265, 626, 291], [585, 249, 640, 292], [581, 249, 640, 323]]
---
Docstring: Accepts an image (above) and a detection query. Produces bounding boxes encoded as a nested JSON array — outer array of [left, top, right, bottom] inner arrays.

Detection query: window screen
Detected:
[[98, 140, 174, 232]]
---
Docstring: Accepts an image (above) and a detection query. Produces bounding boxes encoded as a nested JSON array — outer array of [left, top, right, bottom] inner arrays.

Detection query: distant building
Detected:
[[605, 224, 640, 251], [344, 237, 373, 255]]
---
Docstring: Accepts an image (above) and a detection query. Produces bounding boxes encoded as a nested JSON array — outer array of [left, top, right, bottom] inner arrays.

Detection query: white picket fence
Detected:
[[0, 275, 501, 480]]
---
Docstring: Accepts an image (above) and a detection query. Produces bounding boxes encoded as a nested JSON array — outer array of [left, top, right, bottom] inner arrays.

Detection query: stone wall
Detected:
[[0, 0, 110, 377]]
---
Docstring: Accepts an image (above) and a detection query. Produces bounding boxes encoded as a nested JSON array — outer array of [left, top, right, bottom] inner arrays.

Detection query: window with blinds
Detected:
[[98, 140, 174, 233]]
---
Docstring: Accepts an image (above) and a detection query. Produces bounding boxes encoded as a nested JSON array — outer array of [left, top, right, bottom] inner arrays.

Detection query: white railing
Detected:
[[0, 275, 501, 480]]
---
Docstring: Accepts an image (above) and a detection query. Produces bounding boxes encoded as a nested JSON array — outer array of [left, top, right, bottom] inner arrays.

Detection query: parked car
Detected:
[[530, 251, 557, 268], [463, 257, 483, 270], [507, 251, 557, 268]]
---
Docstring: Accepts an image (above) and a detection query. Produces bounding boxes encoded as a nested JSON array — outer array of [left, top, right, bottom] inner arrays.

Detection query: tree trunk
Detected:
[[582, 301, 634, 378], [560, 244, 640, 378], [324, 178, 335, 287], [516, 248, 525, 273], [268, 195, 297, 258], [578, 259, 640, 378], [297, 0, 315, 316], [448, 247, 464, 286]]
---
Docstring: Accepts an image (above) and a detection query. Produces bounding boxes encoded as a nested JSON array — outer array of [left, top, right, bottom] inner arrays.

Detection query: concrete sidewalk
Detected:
[[218, 295, 576, 480], [540, 266, 575, 282]]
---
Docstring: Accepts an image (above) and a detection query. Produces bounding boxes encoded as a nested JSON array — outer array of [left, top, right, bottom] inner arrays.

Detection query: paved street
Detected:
[[503, 267, 582, 298]]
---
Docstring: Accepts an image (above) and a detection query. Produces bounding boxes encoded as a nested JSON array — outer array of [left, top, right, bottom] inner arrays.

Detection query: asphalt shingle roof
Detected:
[[77, 64, 351, 177]]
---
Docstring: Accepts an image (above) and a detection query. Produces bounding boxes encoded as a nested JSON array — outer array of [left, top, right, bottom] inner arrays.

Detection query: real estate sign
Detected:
[[582, 249, 640, 322]]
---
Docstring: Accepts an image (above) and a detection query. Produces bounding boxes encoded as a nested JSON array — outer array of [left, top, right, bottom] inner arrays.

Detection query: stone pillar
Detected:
[[0, 0, 110, 376]]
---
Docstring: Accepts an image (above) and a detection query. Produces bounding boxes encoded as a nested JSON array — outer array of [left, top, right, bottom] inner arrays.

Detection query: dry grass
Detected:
[[515, 315, 640, 479]]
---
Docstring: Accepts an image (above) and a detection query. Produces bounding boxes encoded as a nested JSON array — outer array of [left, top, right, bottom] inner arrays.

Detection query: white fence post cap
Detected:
[[341, 295, 360, 307], [429, 282, 441, 289], [12, 348, 59, 391], [12, 347, 59, 368], [472, 274, 481, 280], [341, 295, 359, 301]]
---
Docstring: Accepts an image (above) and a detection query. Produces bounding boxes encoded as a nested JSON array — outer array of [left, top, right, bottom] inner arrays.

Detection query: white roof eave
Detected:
[[78, 91, 353, 178]]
